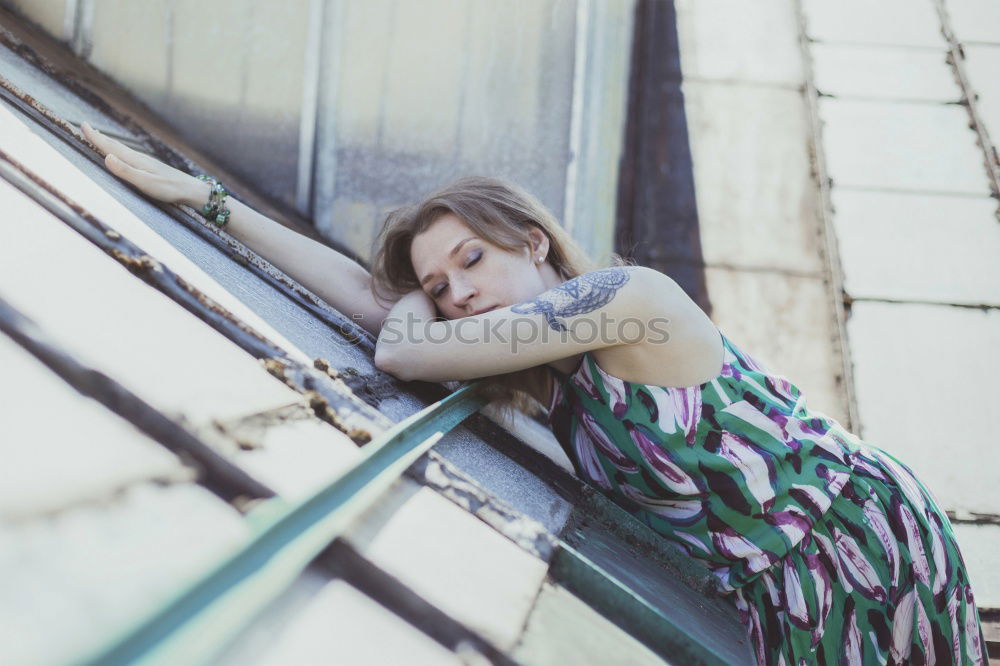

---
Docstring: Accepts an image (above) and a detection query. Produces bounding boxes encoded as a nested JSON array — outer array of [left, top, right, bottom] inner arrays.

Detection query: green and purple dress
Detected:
[[546, 327, 987, 665]]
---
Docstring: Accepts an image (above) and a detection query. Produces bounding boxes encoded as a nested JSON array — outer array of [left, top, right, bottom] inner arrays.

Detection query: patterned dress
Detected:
[[546, 327, 987, 665]]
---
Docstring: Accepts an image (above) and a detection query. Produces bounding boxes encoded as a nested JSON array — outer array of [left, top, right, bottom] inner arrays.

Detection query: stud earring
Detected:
[[536, 256, 543, 263]]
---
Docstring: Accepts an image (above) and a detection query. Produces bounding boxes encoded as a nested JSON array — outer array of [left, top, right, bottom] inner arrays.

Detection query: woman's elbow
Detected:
[[374, 344, 414, 381], [373, 344, 397, 374]]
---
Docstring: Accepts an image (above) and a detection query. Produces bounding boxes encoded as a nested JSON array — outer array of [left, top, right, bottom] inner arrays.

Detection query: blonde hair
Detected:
[[370, 176, 607, 416]]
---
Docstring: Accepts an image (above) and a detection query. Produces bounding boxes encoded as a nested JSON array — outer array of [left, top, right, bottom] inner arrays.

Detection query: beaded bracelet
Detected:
[[195, 174, 231, 228]]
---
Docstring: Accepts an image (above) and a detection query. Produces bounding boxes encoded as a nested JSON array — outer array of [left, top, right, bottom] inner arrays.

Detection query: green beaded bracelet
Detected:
[[195, 174, 231, 228]]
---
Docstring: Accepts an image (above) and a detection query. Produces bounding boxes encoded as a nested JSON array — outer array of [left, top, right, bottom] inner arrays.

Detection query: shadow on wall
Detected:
[[617, 0, 711, 316]]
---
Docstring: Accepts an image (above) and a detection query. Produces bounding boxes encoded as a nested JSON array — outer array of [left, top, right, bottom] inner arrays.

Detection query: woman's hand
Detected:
[[81, 121, 205, 207]]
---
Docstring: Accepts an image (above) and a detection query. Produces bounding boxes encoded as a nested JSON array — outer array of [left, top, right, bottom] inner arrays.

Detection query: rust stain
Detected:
[[0, 140, 288, 357], [211, 402, 312, 451], [0, 76, 98, 151], [306, 391, 373, 446], [313, 358, 397, 409], [0, 28, 387, 446], [172, 276, 276, 346], [109, 249, 162, 273], [313, 357, 341, 379], [262, 359, 373, 446], [0, 146, 385, 444]]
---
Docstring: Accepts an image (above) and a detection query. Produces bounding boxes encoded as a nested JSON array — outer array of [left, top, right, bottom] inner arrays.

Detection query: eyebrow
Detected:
[[419, 237, 476, 287]]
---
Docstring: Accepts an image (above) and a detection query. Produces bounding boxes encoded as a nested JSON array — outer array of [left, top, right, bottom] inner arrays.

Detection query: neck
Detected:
[[539, 263, 565, 290]]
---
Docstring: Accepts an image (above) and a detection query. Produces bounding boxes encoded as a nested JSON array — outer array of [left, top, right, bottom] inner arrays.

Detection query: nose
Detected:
[[449, 275, 477, 310]]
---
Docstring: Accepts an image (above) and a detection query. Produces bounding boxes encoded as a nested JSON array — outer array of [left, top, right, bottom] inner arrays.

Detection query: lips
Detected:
[[470, 306, 497, 316]]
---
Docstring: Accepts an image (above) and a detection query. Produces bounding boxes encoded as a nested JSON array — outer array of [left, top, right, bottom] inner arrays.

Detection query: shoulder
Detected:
[[601, 265, 686, 321], [555, 266, 681, 310]]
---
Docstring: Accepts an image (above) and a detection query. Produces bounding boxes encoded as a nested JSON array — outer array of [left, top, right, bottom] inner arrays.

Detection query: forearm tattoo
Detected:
[[511, 267, 631, 332]]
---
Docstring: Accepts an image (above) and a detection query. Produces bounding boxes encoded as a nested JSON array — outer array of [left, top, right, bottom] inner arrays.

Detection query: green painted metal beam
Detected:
[[81, 382, 487, 666], [551, 543, 745, 666]]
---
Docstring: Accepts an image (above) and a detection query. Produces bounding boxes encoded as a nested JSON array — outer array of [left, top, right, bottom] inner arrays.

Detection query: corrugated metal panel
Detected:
[[312, 0, 580, 259], [87, 0, 309, 210]]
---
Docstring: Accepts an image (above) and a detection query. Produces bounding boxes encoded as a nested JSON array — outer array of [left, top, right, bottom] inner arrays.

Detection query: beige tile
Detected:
[[847, 301, 1000, 515], [951, 523, 1000, 609], [345, 481, 548, 651], [812, 44, 959, 102], [831, 189, 1000, 305], [217, 416, 363, 500], [0, 483, 248, 666], [684, 82, 825, 275], [947, 0, 1000, 45], [513, 582, 668, 666], [233, 575, 464, 666], [0, 176, 303, 425], [820, 98, 991, 195], [705, 267, 850, 426], [0, 335, 185, 519], [803, 0, 945, 47], [676, 0, 803, 86], [964, 45, 1000, 142], [0, 104, 312, 365]]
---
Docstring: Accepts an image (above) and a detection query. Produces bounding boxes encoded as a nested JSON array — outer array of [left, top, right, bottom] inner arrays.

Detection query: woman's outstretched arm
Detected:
[[374, 266, 678, 382], [82, 122, 392, 337]]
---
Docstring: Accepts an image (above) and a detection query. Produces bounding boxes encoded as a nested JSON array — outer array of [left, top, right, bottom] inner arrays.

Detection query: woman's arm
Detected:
[[82, 122, 392, 336], [374, 266, 677, 382]]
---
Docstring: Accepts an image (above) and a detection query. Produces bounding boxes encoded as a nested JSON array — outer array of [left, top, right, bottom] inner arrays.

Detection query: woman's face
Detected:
[[409, 213, 552, 320]]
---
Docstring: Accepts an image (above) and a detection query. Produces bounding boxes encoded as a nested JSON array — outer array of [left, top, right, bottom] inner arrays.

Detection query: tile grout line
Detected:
[[846, 295, 1000, 311], [792, 0, 861, 434], [934, 0, 1000, 207]]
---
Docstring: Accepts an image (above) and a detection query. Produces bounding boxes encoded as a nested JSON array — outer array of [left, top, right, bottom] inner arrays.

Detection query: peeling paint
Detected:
[[211, 402, 313, 451], [407, 451, 558, 562], [0, 145, 388, 448], [948, 510, 1000, 526], [314, 358, 396, 408], [0, 295, 276, 504], [260, 359, 374, 445], [109, 249, 162, 274]]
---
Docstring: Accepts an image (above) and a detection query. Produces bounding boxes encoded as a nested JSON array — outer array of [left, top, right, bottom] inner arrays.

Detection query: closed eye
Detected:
[[431, 249, 482, 298]]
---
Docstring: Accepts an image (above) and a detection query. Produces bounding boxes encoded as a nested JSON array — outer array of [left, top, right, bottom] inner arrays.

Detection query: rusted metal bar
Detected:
[[0, 145, 387, 444], [0, 295, 276, 505]]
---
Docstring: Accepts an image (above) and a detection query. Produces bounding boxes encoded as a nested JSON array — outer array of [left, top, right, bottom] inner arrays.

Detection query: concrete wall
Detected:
[[2, 0, 634, 263]]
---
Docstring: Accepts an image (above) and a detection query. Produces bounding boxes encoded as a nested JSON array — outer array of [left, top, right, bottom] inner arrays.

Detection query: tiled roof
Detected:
[[0, 8, 752, 665]]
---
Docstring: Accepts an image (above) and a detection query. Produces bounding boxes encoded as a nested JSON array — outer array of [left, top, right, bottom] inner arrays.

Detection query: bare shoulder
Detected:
[[592, 268, 724, 388]]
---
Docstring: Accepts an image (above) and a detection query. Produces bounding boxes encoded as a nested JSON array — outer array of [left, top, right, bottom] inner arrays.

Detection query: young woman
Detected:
[[84, 122, 987, 665]]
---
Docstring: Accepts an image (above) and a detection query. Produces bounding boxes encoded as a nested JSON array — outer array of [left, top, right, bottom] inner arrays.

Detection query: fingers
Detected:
[[105, 153, 140, 183], [82, 121, 149, 171]]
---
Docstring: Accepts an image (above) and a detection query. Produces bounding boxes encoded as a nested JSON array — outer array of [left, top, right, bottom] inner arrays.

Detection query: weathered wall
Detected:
[[2, 0, 634, 264]]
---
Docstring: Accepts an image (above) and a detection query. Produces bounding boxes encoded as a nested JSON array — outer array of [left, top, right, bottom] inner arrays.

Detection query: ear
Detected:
[[525, 225, 551, 263]]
